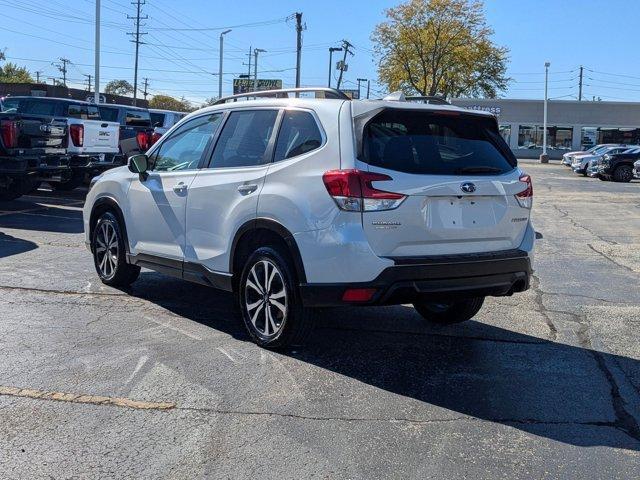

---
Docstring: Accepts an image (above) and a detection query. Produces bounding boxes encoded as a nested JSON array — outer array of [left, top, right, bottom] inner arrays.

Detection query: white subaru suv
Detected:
[[83, 88, 535, 348]]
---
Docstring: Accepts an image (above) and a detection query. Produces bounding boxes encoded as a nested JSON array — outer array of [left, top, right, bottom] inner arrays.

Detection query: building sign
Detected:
[[464, 105, 502, 115], [233, 78, 282, 94], [86, 95, 107, 104], [339, 89, 360, 99]]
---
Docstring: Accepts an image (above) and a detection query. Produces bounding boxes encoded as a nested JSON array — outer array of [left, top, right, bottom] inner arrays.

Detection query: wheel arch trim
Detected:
[[89, 195, 131, 255]]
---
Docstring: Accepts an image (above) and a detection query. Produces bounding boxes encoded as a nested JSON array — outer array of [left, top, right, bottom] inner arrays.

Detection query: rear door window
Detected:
[[273, 110, 323, 161], [361, 109, 516, 175], [210, 110, 278, 168], [150, 112, 166, 127]]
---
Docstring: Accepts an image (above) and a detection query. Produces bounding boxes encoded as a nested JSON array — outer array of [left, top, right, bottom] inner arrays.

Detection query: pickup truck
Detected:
[[0, 109, 69, 200], [98, 104, 155, 160], [1, 97, 120, 190], [149, 108, 185, 142]]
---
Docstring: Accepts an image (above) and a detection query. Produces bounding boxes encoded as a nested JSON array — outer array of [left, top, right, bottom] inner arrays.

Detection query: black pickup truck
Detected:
[[0, 111, 69, 200], [98, 104, 155, 161], [597, 147, 640, 182]]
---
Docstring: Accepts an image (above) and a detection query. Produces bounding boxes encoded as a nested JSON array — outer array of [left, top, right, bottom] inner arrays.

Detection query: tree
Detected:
[[105, 79, 134, 96], [371, 0, 509, 99], [202, 97, 218, 107], [0, 62, 33, 83], [149, 94, 191, 112]]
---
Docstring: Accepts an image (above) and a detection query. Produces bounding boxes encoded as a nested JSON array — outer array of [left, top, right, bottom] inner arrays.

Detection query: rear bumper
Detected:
[[69, 154, 126, 170], [300, 250, 532, 307], [0, 155, 70, 175]]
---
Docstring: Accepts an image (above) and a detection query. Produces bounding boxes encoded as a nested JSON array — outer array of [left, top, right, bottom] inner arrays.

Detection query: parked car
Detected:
[[98, 104, 154, 160], [149, 108, 186, 143], [571, 145, 633, 175], [634, 159, 640, 179], [83, 88, 535, 348], [562, 144, 623, 166], [1, 97, 121, 190], [0, 99, 69, 200], [597, 147, 640, 182]]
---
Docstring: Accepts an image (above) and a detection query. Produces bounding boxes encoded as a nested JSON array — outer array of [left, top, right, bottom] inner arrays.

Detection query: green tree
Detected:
[[0, 62, 33, 83], [105, 79, 134, 96], [149, 94, 191, 112], [371, 0, 509, 98]]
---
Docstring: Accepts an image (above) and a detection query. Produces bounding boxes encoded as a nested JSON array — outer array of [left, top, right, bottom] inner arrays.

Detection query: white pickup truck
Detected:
[[0, 96, 120, 190]]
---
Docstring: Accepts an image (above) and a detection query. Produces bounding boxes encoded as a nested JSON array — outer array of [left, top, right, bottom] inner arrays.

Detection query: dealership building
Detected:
[[450, 98, 640, 159]]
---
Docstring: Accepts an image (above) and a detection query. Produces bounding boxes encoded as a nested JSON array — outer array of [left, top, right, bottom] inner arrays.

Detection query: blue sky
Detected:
[[1, 0, 640, 105]]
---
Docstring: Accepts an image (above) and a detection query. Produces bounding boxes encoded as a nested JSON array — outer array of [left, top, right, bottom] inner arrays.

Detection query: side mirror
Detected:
[[128, 154, 149, 174]]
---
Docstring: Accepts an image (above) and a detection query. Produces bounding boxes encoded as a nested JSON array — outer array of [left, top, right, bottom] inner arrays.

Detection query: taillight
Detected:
[[515, 174, 533, 208], [0, 120, 18, 148], [69, 124, 84, 147], [150, 131, 162, 146], [136, 130, 151, 151], [322, 169, 406, 212]]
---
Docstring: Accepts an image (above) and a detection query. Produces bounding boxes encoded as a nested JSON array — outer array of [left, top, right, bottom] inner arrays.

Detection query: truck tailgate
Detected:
[[69, 119, 120, 154]]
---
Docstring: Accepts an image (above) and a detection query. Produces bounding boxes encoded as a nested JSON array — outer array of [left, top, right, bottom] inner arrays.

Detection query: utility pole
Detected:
[[218, 29, 232, 99], [53, 58, 70, 86], [142, 77, 149, 99], [336, 39, 354, 90], [356, 78, 367, 99], [366, 79, 370, 99], [328, 47, 342, 88], [95, 0, 101, 105], [127, 0, 147, 106], [253, 48, 266, 93], [540, 61, 550, 164], [246, 46, 252, 78], [84, 74, 93, 92], [295, 12, 303, 88], [35, 71, 43, 83], [578, 65, 583, 101]]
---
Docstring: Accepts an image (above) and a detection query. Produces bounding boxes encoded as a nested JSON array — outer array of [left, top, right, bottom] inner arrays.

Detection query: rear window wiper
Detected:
[[454, 166, 503, 174]]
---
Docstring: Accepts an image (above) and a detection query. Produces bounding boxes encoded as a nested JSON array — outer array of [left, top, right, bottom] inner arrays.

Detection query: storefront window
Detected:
[[518, 125, 573, 150], [499, 125, 511, 145], [581, 127, 640, 149]]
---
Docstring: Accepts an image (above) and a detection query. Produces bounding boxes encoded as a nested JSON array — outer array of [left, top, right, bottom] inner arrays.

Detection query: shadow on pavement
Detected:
[[0, 232, 38, 259], [128, 271, 640, 451], [0, 189, 85, 234]]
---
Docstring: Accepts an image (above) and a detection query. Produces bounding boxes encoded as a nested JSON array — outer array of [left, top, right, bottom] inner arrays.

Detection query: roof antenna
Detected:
[[383, 91, 406, 102]]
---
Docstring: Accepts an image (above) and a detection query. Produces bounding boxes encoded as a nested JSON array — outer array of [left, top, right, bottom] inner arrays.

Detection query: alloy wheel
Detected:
[[244, 259, 287, 338], [95, 222, 119, 279]]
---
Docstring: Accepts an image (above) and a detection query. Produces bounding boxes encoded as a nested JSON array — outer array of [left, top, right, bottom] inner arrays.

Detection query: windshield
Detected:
[[361, 110, 516, 175]]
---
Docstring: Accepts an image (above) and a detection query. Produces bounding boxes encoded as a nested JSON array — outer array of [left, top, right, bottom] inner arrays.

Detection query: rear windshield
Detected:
[[1, 98, 58, 116], [361, 109, 516, 175], [67, 104, 101, 120], [150, 112, 166, 127], [99, 107, 119, 123], [125, 109, 151, 127]]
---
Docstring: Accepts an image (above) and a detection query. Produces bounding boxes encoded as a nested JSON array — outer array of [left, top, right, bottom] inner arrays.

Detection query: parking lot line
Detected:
[[0, 385, 175, 410]]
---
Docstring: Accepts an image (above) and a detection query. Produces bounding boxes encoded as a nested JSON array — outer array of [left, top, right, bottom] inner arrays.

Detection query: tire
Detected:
[[0, 177, 35, 201], [413, 297, 485, 325], [613, 165, 633, 183], [238, 246, 314, 349], [599, 175, 608, 181], [91, 212, 140, 287]]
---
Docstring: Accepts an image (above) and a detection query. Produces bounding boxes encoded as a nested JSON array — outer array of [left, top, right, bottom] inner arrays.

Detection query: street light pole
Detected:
[[328, 47, 342, 88], [540, 61, 550, 163], [94, 0, 100, 105], [218, 29, 231, 99], [356, 78, 367, 99]]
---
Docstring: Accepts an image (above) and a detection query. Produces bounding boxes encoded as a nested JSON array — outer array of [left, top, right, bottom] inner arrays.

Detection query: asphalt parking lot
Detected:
[[0, 162, 639, 479]]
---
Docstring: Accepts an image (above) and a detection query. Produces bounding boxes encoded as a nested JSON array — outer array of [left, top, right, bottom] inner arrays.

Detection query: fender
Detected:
[[90, 195, 132, 254], [230, 218, 307, 283]]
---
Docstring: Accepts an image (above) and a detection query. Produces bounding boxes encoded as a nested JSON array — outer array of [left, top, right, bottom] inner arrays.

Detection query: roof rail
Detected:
[[405, 96, 450, 105], [213, 87, 350, 105]]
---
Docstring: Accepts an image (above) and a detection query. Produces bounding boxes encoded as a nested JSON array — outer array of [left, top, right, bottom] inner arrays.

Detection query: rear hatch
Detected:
[[355, 107, 531, 257]]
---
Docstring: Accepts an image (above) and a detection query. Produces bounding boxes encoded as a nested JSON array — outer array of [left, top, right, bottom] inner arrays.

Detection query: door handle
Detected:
[[237, 184, 258, 195], [173, 182, 188, 193]]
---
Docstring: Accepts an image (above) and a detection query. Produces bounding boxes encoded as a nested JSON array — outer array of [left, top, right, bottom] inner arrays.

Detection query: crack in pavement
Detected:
[[549, 204, 618, 245], [587, 244, 637, 273]]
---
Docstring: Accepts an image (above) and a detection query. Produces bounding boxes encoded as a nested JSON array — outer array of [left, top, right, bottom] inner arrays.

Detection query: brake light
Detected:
[[0, 120, 18, 148], [150, 131, 162, 146], [515, 174, 533, 208], [69, 124, 84, 147], [136, 130, 151, 151], [322, 169, 406, 212]]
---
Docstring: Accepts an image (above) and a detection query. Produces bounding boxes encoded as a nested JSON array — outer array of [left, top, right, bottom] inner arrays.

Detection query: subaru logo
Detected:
[[460, 182, 476, 193]]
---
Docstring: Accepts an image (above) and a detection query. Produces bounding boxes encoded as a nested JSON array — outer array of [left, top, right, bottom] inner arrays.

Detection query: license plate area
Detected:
[[427, 197, 498, 229]]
